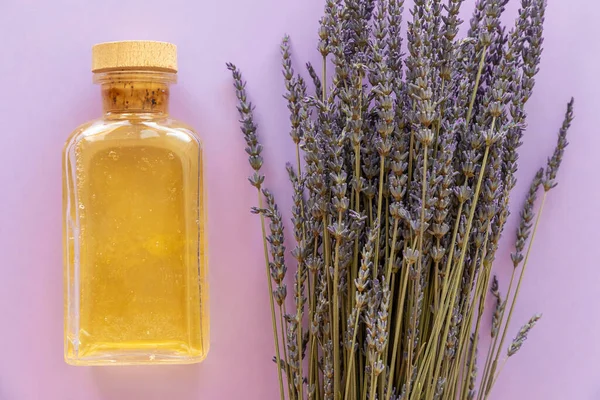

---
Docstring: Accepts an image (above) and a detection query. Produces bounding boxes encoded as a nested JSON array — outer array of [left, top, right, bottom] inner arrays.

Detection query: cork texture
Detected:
[[92, 41, 177, 73]]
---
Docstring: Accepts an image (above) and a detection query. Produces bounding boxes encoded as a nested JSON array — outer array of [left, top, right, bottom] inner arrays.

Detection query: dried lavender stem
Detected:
[[433, 238, 440, 312], [309, 334, 317, 397], [324, 222, 333, 339], [451, 236, 488, 399], [461, 300, 483, 400], [374, 156, 387, 277], [485, 192, 547, 397], [369, 368, 379, 400], [412, 143, 431, 386], [441, 361, 450, 397], [362, 367, 369, 400], [386, 253, 413, 400], [485, 358, 507, 398], [311, 329, 321, 400], [296, 144, 302, 178], [413, 198, 465, 390], [280, 303, 294, 400], [385, 272, 398, 355], [333, 210, 343, 400], [407, 102, 417, 200], [461, 234, 492, 400], [385, 219, 400, 283], [418, 145, 429, 268], [351, 76, 363, 312], [407, 131, 415, 201], [307, 258, 315, 394], [406, 275, 416, 384], [343, 319, 349, 399], [384, 196, 390, 276], [352, 143, 361, 304], [382, 220, 400, 372], [369, 366, 377, 400], [359, 346, 365, 400], [298, 307, 304, 399], [432, 79, 446, 160], [309, 236, 320, 396], [407, 254, 424, 394], [344, 309, 362, 400], [478, 273, 515, 400], [466, 46, 488, 125], [258, 192, 286, 400], [322, 54, 327, 101], [423, 140, 492, 400], [420, 272, 433, 345]]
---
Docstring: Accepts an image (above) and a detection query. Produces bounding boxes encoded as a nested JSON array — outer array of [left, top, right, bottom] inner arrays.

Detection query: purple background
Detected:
[[0, 0, 598, 399]]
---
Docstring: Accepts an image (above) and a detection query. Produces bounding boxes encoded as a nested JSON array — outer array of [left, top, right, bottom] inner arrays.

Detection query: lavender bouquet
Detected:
[[228, 0, 574, 399]]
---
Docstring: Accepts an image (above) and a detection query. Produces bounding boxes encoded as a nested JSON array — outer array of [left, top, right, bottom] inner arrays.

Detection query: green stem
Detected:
[[423, 144, 491, 400], [419, 272, 433, 353], [333, 210, 343, 400], [374, 155, 387, 277], [322, 55, 327, 102], [466, 46, 489, 125], [411, 199, 464, 395], [432, 79, 446, 161], [351, 143, 361, 310], [409, 144, 429, 393], [461, 292, 484, 400], [461, 239, 491, 400], [380, 219, 399, 385], [386, 257, 411, 400], [485, 192, 548, 397], [344, 309, 362, 400], [406, 102, 417, 196], [257, 191, 286, 400], [324, 220, 333, 340], [407, 131, 415, 195], [362, 363, 369, 400], [297, 303, 304, 400], [308, 333, 317, 399], [433, 238, 441, 313], [484, 359, 507, 400], [281, 303, 294, 400], [384, 195, 390, 275], [413, 49, 489, 394], [451, 237, 486, 400], [406, 271, 420, 394], [384, 272, 397, 361], [369, 362, 377, 400], [296, 143, 302, 178], [307, 237, 318, 396], [359, 340, 365, 399], [313, 335, 321, 400], [418, 145, 429, 265], [386, 219, 400, 283], [478, 271, 515, 400]]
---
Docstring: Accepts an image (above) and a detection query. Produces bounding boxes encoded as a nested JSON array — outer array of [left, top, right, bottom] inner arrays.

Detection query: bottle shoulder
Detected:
[[65, 116, 202, 153]]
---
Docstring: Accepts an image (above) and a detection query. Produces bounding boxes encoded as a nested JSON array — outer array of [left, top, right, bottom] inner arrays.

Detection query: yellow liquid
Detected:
[[64, 120, 208, 365]]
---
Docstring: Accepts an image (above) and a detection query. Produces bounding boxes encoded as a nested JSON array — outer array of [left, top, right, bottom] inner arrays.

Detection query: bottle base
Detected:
[[65, 342, 209, 366]]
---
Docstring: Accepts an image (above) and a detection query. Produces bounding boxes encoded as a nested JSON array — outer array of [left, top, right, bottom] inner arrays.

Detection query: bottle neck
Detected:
[[94, 70, 176, 117]]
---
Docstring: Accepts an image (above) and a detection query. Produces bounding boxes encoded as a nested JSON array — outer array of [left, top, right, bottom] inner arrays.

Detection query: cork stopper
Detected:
[[92, 41, 177, 73]]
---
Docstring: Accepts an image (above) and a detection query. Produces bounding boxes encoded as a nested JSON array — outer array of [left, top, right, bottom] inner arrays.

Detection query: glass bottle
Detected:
[[63, 41, 208, 365]]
